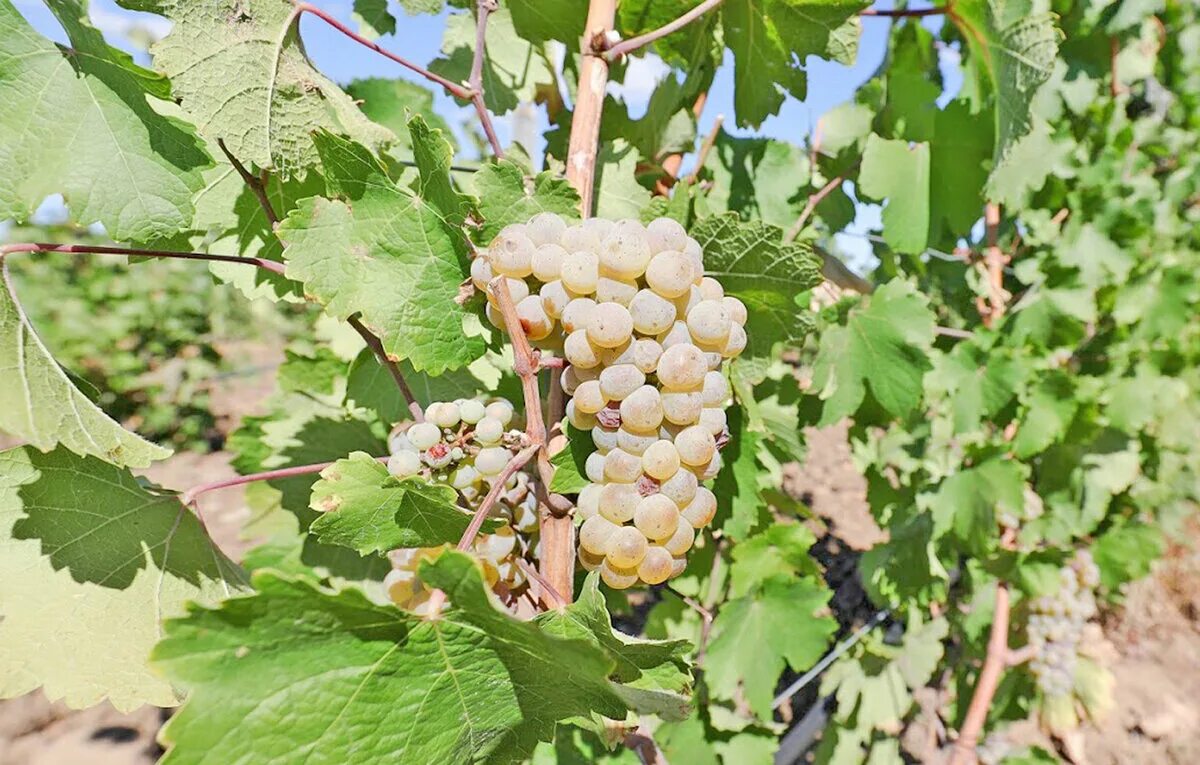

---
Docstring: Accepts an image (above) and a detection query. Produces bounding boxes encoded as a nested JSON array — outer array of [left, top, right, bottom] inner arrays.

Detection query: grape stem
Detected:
[[514, 558, 567, 610], [346, 314, 425, 422], [682, 113, 725, 186], [860, 5, 948, 17], [785, 170, 852, 242], [949, 581, 1014, 765], [976, 202, 1009, 327], [565, 0, 619, 214], [603, 0, 725, 61], [468, 0, 505, 158], [180, 455, 389, 508], [216, 139, 278, 227], [0, 243, 286, 274], [623, 723, 668, 765]]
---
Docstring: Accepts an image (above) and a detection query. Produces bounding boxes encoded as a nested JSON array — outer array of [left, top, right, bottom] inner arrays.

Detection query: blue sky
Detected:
[[11, 0, 958, 268]]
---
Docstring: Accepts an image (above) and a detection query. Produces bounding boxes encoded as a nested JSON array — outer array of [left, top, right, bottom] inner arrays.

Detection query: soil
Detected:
[[2, 421, 1199, 764]]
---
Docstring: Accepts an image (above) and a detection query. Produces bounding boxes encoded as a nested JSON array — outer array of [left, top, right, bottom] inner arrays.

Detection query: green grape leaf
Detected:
[[345, 348, 495, 425], [927, 341, 1028, 434], [0, 0, 207, 243], [0, 446, 247, 711], [714, 407, 768, 541], [601, 76, 700, 163], [617, 0, 719, 68], [690, 214, 822, 364], [471, 160, 582, 244], [508, 0, 588, 44], [706, 575, 837, 717], [154, 553, 627, 764], [1092, 522, 1163, 590], [858, 134, 931, 254], [538, 575, 693, 719], [279, 127, 485, 374], [353, 0, 396, 38], [928, 101, 993, 245], [308, 452, 496, 555], [118, 0, 391, 177], [0, 263, 170, 468], [950, 0, 1060, 195], [811, 279, 936, 425], [346, 78, 459, 154], [702, 131, 810, 229], [594, 140, 654, 220], [859, 513, 949, 606], [927, 459, 1028, 553], [549, 425, 594, 495], [722, 0, 869, 128], [429, 7, 553, 115], [985, 120, 1068, 206], [730, 523, 821, 597]]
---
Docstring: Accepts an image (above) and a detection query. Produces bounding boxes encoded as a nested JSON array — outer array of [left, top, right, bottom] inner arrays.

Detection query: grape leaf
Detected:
[[508, 0, 588, 44], [0, 446, 247, 711], [594, 140, 654, 220], [118, 0, 392, 177], [858, 134, 931, 255], [1013, 373, 1077, 457], [345, 348, 495, 425], [617, 0, 720, 68], [950, 0, 1061, 195], [928, 101, 993, 245], [0, 262, 170, 468], [353, 0, 396, 38], [926, 459, 1028, 553], [309, 451, 498, 555], [859, 513, 949, 606], [471, 160, 582, 244], [429, 7, 553, 115], [690, 214, 822, 366], [703, 132, 810, 230], [713, 407, 768, 541], [730, 523, 821, 596], [549, 425, 594, 495], [346, 77, 459, 154], [811, 279, 936, 425], [926, 341, 1027, 434], [722, 0, 869, 127], [154, 552, 627, 764], [0, 0, 208, 243], [706, 574, 837, 717], [1093, 521, 1163, 590], [279, 127, 485, 374]]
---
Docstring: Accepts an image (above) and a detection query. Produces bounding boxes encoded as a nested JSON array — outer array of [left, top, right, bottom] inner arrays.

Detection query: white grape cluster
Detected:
[[473, 213, 747, 589], [1026, 551, 1101, 698], [381, 398, 540, 613]]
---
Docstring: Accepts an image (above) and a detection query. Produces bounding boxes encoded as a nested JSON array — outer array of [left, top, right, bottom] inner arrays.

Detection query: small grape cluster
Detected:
[[1026, 551, 1101, 698], [381, 398, 540, 612], [473, 213, 747, 589]]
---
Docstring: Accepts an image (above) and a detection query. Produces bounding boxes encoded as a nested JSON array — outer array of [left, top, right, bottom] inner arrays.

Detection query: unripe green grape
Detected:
[[539, 280, 573, 319], [657, 320, 692, 349], [629, 289, 677, 335], [573, 379, 607, 414], [722, 296, 748, 326], [698, 406, 727, 436], [675, 425, 716, 466], [585, 451, 606, 482], [661, 388, 703, 425], [459, 399, 487, 425], [672, 285, 703, 319], [599, 364, 646, 401], [470, 255, 493, 291], [620, 385, 665, 431], [489, 226, 535, 277], [450, 463, 480, 489], [561, 297, 597, 334], [473, 416, 504, 445], [599, 482, 640, 523], [631, 339, 664, 374], [719, 323, 747, 358], [425, 401, 461, 428], [486, 276, 530, 308], [657, 343, 707, 389], [638, 546, 675, 585], [646, 217, 688, 254], [683, 238, 705, 283], [476, 524, 518, 559], [607, 525, 648, 568], [698, 276, 724, 300], [561, 250, 600, 293], [687, 299, 733, 345], [642, 439, 681, 480], [691, 451, 723, 481], [486, 400, 515, 425], [581, 217, 616, 241], [598, 339, 634, 367], [387, 450, 422, 478], [591, 425, 619, 453], [561, 224, 601, 254], [407, 422, 441, 450], [516, 294, 554, 341], [634, 494, 679, 540], [617, 426, 658, 455], [596, 277, 638, 306], [587, 302, 634, 348], [578, 547, 605, 572], [531, 243, 566, 282], [566, 400, 597, 429], [604, 448, 643, 483], [577, 483, 604, 519], [526, 212, 567, 246], [476, 446, 512, 476], [485, 303, 506, 330], [599, 227, 651, 280], [662, 517, 696, 556], [701, 370, 730, 406], [600, 560, 639, 589], [580, 514, 619, 555], [703, 349, 724, 370], [645, 251, 695, 298], [561, 364, 596, 395], [564, 330, 602, 369], [388, 431, 413, 454], [681, 487, 717, 528], [670, 554, 689, 578]]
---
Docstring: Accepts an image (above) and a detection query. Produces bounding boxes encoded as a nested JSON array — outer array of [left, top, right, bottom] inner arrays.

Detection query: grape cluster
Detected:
[[474, 214, 747, 589], [1026, 552, 1101, 698], [380, 397, 541, 612]]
